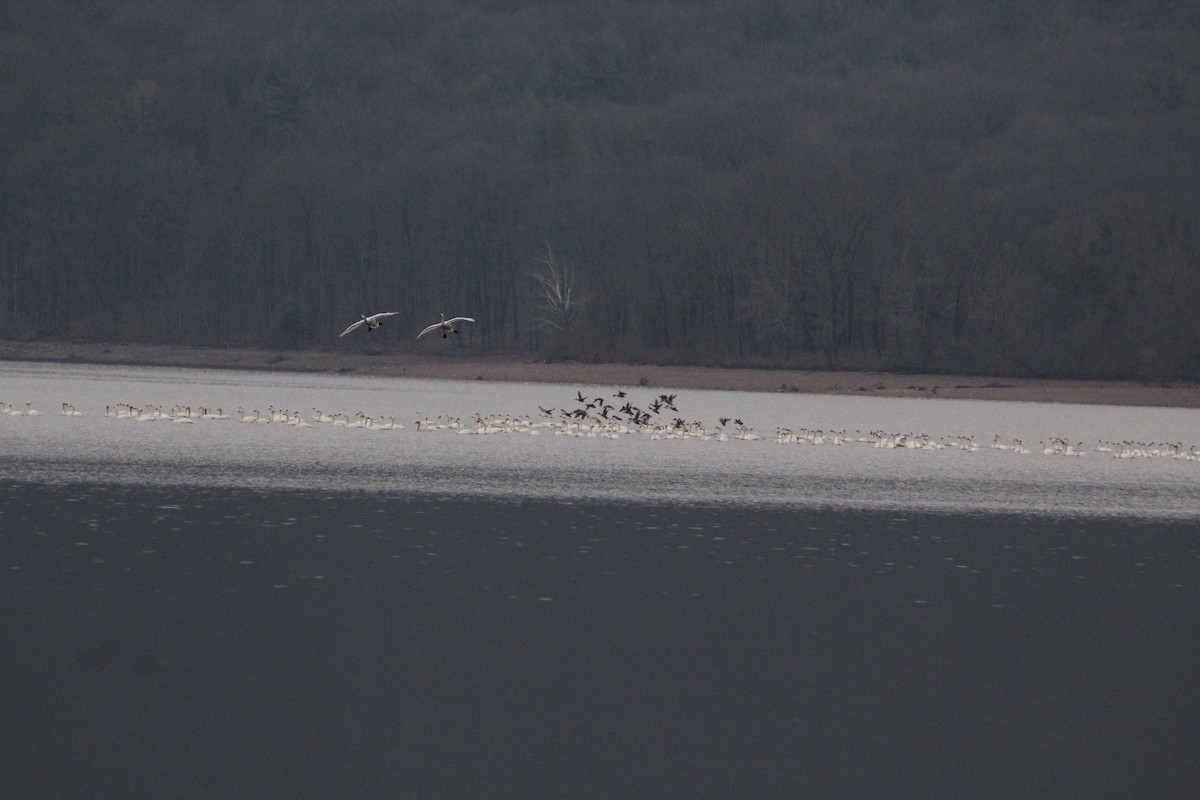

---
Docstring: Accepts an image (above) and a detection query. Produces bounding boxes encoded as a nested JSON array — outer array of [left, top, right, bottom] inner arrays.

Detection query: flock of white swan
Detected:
[[3, 395, 1197, 462], [11, 312, 1186, 462]]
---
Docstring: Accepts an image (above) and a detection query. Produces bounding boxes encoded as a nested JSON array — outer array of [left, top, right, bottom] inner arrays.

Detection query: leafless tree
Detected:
[[530, 242, 582, 334]]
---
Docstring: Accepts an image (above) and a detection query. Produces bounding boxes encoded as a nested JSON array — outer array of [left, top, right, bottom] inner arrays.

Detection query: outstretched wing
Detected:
[[416, 322, 440, 340], [369, 311, 401, 323], [339, 319, 366, 337], [445, 316, 475, 325]]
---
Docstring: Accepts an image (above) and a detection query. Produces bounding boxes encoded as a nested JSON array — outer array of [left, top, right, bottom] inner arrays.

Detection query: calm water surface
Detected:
[[2, 361, 1198, 798]]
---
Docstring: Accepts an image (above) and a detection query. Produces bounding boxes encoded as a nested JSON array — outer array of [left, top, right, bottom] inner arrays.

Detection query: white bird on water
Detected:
[[417, 313, 475, 340], [339, 311, 401, 337]]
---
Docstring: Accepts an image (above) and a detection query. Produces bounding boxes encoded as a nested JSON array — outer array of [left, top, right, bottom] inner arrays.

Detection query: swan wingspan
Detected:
[[340, 311, 400, 337], [416, 314, 476, 339]]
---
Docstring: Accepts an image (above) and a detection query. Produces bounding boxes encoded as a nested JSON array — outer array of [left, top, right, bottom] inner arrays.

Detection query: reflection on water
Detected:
[[2, 360, 1199, 518]]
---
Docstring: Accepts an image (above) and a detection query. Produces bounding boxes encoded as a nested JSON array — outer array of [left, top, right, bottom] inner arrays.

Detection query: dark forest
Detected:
[[3, 0, 1199, 379]]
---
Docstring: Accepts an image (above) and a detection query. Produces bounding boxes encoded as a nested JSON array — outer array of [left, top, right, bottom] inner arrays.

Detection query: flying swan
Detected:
[[340, 311, 401, 337], [417, 313, 475, 340]]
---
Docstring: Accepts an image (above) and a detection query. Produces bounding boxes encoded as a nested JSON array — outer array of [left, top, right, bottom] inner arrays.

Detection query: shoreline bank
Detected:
[[3, 339, 1199, 409]]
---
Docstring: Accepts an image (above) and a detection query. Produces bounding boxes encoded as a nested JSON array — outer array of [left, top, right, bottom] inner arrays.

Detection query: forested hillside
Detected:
[[3, 1, 1199, 379]]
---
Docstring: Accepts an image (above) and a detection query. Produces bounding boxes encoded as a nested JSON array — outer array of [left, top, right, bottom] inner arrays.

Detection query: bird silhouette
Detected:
[[417, 313, 476, 340], [340, 311, 400, 337]]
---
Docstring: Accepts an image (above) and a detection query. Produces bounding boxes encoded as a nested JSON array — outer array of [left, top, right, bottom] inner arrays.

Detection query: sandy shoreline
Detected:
[[3, 339, 1200, 409]]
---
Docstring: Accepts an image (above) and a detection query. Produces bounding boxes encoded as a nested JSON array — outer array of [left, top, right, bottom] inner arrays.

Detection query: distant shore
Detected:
[[3, 339, 1199, 409]]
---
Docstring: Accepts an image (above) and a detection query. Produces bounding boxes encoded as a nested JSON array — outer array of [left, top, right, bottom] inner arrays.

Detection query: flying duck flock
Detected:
[[2, 388, 1197, 462]]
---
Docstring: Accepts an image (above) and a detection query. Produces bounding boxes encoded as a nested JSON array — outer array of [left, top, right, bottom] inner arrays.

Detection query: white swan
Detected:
[[417, 313, 475, 340], [340, 311, 401, 337]]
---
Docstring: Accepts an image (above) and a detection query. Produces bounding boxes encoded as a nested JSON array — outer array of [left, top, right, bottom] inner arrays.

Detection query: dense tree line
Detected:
[[2, 0, 1199, 379]]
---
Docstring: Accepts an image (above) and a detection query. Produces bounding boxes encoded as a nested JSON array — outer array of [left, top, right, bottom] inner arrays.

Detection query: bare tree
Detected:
[[530, 242, 582, 334]]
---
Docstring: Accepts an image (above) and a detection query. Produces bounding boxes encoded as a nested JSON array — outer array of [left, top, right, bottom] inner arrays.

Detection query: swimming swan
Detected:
[[340, 311, 401, 337], [417, 313, 475, 340]]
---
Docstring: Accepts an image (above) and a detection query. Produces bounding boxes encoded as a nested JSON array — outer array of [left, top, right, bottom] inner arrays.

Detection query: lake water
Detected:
[[2, 360, 1198, 798]]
